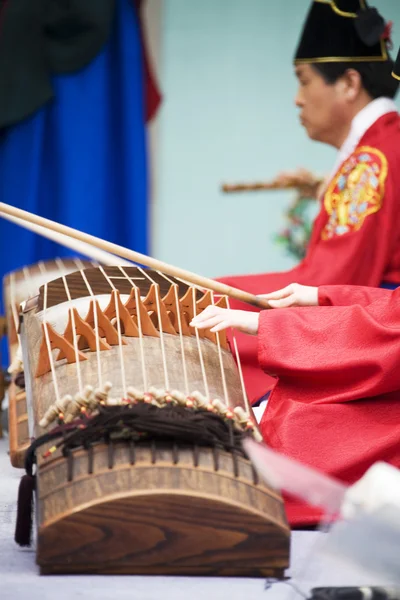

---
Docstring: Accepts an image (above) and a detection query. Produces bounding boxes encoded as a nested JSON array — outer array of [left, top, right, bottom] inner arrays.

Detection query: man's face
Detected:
[[294, 64, 349, 146]]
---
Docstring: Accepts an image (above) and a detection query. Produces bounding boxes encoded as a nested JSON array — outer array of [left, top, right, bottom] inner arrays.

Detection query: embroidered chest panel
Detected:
[[322, 146, 388, 240]]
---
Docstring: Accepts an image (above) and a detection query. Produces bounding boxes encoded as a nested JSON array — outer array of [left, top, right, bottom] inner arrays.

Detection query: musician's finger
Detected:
[[190, 315, 224, 329], [258, 284, 295, 300], [210, 320, 230, 332], [267, 296, 296, 309], [191, 306, 224, 324]]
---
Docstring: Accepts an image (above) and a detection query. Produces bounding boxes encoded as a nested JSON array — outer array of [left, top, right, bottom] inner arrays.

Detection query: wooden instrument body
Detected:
[[20, 266, 290, 576], [3, 259, 93, 467], [36, 444, 289, 576]]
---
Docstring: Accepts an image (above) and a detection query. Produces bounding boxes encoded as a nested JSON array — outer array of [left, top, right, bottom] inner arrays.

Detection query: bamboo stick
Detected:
[[0, 202, 270, 309], [1, 213, 132, 267]]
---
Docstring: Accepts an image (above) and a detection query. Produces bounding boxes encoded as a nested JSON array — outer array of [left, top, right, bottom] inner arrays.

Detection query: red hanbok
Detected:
[[219, 112, 400, 403], [257, 284, 400, 526]]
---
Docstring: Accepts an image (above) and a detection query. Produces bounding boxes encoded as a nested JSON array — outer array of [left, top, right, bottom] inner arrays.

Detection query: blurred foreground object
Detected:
[[309, 587, 400, 599], [244, 439, 400, 585]]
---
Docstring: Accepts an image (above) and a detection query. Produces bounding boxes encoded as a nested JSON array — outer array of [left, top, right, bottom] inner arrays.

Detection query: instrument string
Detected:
[[42, 283, 62, 405], [168, 275, 230, 405], [56, 259, 83, 395], [226, 297, 251, 416], [156, 271, 189, 396], [73, 258, 88, 271], [117, 266, 148, 391], [136, 268, 170, 392], [210, 291, 230, 408], [37, 260, 47, 276], [79, 268, 103, 389], [191, 286, 210, 400], [22, 266, 36, 300], [97, 265, 127, 398]]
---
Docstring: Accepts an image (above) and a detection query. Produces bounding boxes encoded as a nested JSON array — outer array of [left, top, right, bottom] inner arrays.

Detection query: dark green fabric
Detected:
[[0, 0, 115, 128]]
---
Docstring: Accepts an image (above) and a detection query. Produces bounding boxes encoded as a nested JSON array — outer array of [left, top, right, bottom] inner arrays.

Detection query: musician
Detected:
[[194, 41, 400, 525], [218, 0, 400, 405], [190, 280, 400, 527]]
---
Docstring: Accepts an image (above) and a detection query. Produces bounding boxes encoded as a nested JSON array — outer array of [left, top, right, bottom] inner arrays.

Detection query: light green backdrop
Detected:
[[153, 0, 400, 278]]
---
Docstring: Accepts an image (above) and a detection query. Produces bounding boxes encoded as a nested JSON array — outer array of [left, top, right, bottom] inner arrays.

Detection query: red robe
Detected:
[[257, 284, 400, 526], [219, 112, 400, 403]]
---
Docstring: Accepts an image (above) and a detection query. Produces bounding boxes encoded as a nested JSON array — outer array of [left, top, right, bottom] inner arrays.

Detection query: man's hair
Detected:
[[312, 59, 399, 100]]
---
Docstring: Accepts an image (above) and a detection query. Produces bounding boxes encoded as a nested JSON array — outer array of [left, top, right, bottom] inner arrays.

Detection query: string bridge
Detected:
[[35, 283, 228, 377]]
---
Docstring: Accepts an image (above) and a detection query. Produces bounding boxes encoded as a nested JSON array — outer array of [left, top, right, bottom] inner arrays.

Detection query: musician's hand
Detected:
[[190, 306, 259, 335], [274, 168, 324, 197], [258, 283, 318, 308]]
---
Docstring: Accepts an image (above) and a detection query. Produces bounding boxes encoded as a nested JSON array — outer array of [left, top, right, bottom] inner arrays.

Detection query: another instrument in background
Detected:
[[18, 264, 290, 576], [221, 171, 325, 261], [222, 180, 295, 193], [3, 258, 94, 467], [221, 169, 324, 197]]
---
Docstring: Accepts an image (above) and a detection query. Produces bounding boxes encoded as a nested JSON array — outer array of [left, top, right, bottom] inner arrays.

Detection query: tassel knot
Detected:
[[14, 473, 36, 547]]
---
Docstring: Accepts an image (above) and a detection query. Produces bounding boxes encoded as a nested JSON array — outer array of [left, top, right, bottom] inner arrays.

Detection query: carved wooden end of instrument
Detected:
[[19, 266, 290, 577], [3, 259, 94, 467]]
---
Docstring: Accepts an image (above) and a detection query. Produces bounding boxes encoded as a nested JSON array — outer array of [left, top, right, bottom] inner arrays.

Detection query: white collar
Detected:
[[326, 97, 398, 187]]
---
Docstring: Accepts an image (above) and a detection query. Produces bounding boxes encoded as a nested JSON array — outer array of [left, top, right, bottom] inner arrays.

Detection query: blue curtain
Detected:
[[0, 0, 148, 367], [0, 0, 148, 282]]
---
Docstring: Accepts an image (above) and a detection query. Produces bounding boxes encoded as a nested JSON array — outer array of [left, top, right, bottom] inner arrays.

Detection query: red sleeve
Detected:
[[257, 287, 400, 401], [318, 285, 393, 307]]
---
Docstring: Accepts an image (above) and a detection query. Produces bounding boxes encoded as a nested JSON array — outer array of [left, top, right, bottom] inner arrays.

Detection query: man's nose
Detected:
[[295, 91, 304, 108]]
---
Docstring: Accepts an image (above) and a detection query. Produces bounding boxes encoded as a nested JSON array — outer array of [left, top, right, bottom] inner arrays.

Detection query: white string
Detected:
[[171, 275, 225, 402], [117, 266, 148, 390], [37, 260, 47, 276], [42, 283, 61, 405], [22, 266, 36, 299], [56, 258, 83, 395], [225, 297, 251, 415], [79, 268, 103, 389], [191, 286, 209, 399], [97, 265, 127, 398], [155, 271, 190, 395], [174, 276, 205, 293], [73, 258, 87, 271], [210, 291, 230, 407], [136, 268, 170, 391]]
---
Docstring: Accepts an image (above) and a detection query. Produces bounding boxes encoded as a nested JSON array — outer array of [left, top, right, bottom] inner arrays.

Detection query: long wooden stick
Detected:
[[0, 202, 270, 309], [1, 213, 133, 267]]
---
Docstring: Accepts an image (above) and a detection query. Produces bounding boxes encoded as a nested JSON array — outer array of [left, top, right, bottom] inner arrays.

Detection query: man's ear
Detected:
[[340, 69, 363, 101]]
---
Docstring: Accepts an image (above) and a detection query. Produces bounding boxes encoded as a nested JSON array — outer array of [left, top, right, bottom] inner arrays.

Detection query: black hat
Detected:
[[393, 48, 400, 80], [295, 0, 391, 64]]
